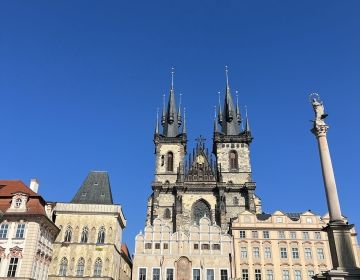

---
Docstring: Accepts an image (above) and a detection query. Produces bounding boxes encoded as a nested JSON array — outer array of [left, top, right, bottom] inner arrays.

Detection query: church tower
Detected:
[[213, 67, 260, 214]]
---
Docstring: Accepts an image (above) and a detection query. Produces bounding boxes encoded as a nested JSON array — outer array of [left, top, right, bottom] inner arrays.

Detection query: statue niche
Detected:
[[192, 199, 211, 225], [176, 256, 191, 280]]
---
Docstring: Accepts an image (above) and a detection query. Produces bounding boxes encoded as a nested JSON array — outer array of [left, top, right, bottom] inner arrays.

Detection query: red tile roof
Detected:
[[0, 180, 46, 215]]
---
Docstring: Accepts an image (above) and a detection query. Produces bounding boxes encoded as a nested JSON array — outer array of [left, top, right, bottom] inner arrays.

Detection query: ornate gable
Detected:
[[185, 137, 216, 182]]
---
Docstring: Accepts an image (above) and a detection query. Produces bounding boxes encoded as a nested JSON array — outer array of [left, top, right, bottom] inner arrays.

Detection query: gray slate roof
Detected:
[[71, 171, 114, 205]]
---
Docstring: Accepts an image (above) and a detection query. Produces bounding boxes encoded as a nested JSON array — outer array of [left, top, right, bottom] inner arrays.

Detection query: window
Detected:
[[263, 230, 270, 239], [207, 269, 214, 280], [166, 268, 174, 280], [201, 244, 210, 250], [314, 232, 321, 240], [59, 257, 68, 276], [239, 230, 246, 238], [7, 257, 19, 277], [15, 224, 25, 239], [252, 231, 258, 238], [139, 268, 146, 280], [212, 244, 221, 250], [307, 270, 315, 280], [167, 152, 174, 171], [317, 248, 325, 260], [154, 243, 160, 249], [194, 244, 199, 250], [240, 247, 248, 258], [306, 217, 313, 224], [233, 197, 239, 205], [276, 217, 283, 223], [229, 150, 238, 170], [304, 248, 312, 260], [64, 226, 72, 242], [302, 231, 309, 240], [97, 226, 105, 244], [15, 198, 22, 207], [266, 270, 274, 280], [255, 269, 262, 280], [145, 243, 152, 249], [242, 269, 249, 280], [290, 231, 297, 239], [253, 247, 260, 258], [264, 247, 272, 258], [220, 269, 228, 280], [282, 270, 290, 280], [93, 258, 102, 276], [164, 208, 171, 219], [80, 227, 89, 243], [295, 270, 302, 280], [292, 248, 299, 259], [76, 258, 85, 276], [163, 243, 169, 249], [192, 200, 211, 225], [193, 269, 201, 280], [278, 230, 285, 239], [280, 247, 287, 258], [153, 268, 160, 280], [0, 224, 9, 239]]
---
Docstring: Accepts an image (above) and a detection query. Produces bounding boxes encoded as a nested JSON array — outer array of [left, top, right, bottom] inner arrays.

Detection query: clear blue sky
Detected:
[[1, 1, 359, 253]]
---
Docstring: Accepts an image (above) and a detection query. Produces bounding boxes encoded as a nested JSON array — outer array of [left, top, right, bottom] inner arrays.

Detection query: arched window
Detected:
[[93, 258, 102, 276], [233, 197, 239, 205], [167, 152, 174, 172], [192, 199, 211, 225], [59, 257, 68, 276], [15, 198, 22, 208], [229, 150, 238, 170], [164, 208, 171, 219], [97, 226, 105, 244], [80, 227, 88, 243], [76, 258, 85, 276], [64, 226, 72, 242]]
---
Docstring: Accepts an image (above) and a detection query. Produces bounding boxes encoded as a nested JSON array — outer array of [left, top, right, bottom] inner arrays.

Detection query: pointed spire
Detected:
[[214, 106, 218, 133], [245, 105, 251, 132], [163, 67, 181, 137], [182, 107, 187, 134], [161, 93, 166, 126], [155, 108, 160, 134], [220, 66, 240, 135], [217, 91, 223, 124], [236, 90, 241, 125]]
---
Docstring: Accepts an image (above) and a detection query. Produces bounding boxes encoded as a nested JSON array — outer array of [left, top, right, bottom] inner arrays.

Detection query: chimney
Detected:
[[30, 178, 39, 193]]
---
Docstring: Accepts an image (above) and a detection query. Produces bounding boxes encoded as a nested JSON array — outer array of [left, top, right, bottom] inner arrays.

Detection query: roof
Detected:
[[0, 180, 46, 215], [71, 171, 114, 205], [121, 243, 132, 261]]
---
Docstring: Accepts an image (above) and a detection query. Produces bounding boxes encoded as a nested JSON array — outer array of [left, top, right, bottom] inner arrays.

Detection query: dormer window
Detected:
[[15, 198, 22, 208]]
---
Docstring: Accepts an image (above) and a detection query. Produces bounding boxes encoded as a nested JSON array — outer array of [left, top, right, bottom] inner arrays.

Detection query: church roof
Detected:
[[71, 171, 114, 205]]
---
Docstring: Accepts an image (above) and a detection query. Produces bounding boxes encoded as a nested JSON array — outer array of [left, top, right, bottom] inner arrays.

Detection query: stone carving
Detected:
[[176, 256, 191, 280], [310, 93, 329, 137], [176, 195, 183, 213]]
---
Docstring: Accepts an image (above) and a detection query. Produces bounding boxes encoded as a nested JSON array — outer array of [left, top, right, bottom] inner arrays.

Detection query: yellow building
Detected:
[[48, 171, 127, 280]]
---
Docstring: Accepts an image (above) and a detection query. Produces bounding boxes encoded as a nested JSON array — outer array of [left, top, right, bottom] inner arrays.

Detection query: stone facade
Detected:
[[48, 203, 126, 280], [133, 217, 232, 280], [231, 210, 360, 280], [0, 180, 59, 279]]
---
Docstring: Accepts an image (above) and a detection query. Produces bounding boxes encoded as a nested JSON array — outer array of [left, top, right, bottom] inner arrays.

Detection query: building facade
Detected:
[[0, 179, 59, 279], [133, 69, 360, 280], [231, 210, 360, 280], [48, 171, 127, 280]]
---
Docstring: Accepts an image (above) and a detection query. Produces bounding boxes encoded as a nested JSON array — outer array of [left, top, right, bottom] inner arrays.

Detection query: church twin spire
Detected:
[[155, 67, 251, 138]]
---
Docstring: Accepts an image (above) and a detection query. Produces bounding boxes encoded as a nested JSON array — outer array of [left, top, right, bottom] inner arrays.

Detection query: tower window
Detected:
[[229, 150, 238, 170], [64, 226, 72, 242], [164, 208, 171, 219], [97, 226, 105, 244], [167, 152, 174, 171], [192, 199, 211, 225]]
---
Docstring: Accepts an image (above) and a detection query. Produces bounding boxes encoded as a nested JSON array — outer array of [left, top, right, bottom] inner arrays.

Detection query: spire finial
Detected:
[[245, 105, 251, 132], [155, 107, 159, 134], [225, 65, 229, 88], [178, 92, 182, 115], [182, 107, 187, 134], [171, 67, 175, 90]]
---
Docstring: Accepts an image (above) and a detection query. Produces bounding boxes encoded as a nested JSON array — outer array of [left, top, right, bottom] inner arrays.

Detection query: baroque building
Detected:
[[48, 171, 128, 280], [132, 69, 360, 280], [0, 179, 59, 279]]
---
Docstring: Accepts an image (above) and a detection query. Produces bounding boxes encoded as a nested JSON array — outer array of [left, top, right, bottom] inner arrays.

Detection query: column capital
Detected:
[[311, 123, 329, 137]]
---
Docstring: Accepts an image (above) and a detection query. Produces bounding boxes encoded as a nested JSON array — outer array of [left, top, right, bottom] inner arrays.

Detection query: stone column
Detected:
[[310, 95, 360, 279]]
